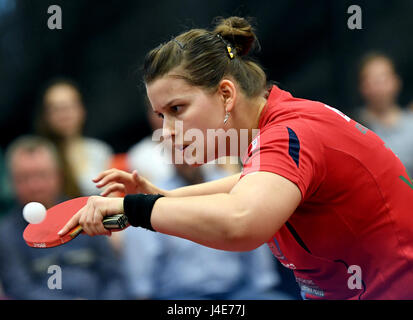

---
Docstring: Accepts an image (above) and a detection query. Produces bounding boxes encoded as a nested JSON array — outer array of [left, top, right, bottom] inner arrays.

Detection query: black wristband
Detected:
[[123, 194, 164, 231]]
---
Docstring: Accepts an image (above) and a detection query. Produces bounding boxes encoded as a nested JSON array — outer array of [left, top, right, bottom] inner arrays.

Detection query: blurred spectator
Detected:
[[0, 279, 6, 300], [36, 77, 113, 197], [356, 52, 413, 174], [0, 148, 13, 220], [0, 135, 128, 299], [408, 100, 413, 112], [121, 162, 292, 300]]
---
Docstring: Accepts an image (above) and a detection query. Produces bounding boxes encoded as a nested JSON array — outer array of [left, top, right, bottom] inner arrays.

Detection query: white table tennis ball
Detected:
[[23, 202, 47, 224]]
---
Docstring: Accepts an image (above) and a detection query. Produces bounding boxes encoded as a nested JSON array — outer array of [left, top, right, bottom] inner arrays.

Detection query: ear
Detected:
[[217, 79, 237, 112]]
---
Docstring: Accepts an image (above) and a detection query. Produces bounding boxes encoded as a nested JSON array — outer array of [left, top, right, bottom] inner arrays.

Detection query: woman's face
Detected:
[[146, 74, 230, 166], [43, 84, 85, 138], [359, 58, 401, 109]]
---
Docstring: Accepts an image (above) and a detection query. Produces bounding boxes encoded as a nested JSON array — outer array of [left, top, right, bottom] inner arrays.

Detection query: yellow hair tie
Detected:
[[227, 46, 234, 59], [217, 34, 235, 60]]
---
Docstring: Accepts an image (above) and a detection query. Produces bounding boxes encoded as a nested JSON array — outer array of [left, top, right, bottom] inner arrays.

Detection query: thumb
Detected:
[[132, 170, 140, 182]]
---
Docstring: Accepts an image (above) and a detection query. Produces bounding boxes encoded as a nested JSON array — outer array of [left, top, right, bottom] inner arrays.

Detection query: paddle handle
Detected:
[[68, 214, 129, 238], [69, 225, 83, 238]]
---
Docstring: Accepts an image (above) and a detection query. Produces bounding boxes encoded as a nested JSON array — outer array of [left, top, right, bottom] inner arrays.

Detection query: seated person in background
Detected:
[[356, 52, 413, 174], [0, 135, 127, 299], [0, 280, 6, 300], [36, 77, 113, 197], [408, 100, 413, 112], [120, 162, 293, 300], [0, 148, 13, 220]]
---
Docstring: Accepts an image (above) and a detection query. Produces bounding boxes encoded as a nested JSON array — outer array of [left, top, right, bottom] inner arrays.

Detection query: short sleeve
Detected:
[[241, 123, 325, 201]]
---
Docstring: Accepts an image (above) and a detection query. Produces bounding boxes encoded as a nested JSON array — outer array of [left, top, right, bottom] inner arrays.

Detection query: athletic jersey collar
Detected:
[[258, 85, 294, 129]]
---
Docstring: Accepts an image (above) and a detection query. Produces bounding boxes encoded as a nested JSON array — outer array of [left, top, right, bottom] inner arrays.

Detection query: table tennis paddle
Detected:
[[23, 197, 129, 248]]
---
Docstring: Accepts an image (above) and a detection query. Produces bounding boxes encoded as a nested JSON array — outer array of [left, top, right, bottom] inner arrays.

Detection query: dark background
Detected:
[[1, 0, 412, 153]]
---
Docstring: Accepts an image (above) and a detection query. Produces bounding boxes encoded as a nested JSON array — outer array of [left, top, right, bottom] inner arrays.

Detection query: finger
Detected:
[[79, 199, 99, 236], [93, 208, 111, 236], [132, 170, 140, 183], [100, 183, 126, 197], [82, 203, 98, 236], [95, 172, 124, 188], [58, 209, 83, 236], [93, 169, 112, 183], [84, 198, 110, 236], [132, 170, 144, 189], [78, 212, 90, 235], [78, 214, 87, 234], [93, 169, 118, 183], [100, 181, 117, 194]]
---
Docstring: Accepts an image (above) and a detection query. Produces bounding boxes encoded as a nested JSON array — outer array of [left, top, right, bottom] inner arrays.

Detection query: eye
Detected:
[[170, 105, 183, 113], [155, 112, 164, 119]]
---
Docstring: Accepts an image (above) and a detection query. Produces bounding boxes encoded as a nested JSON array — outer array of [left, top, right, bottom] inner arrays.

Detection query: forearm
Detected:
[[150, 192, 257, 251], [61, 172, 299, 254], [165, 173, 241, 197]]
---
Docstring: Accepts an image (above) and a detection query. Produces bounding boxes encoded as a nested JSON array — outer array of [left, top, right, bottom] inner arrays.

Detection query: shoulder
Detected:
[[262, 92, 337, 141], [402, 109, 413, 122], [260, 119, 321, 142], [0, 210, 24, 244], [128, 137, 155, 152], [0, 206, 20, 226], [242, 121, 326, 202], [0, 214, 13, 234], [254, 120, 325, 166]]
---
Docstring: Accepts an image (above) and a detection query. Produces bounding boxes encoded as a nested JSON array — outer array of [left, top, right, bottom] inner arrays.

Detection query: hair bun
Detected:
[[213, 16, 257, 56]]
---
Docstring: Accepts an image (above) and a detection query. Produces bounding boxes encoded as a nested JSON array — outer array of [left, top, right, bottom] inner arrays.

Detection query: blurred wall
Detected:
[[1, 0, 412, 152]]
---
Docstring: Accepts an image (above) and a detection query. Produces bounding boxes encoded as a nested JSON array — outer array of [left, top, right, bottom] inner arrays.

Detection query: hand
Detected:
[[93, 169, 163, 197], [58, 196, 124, 237]]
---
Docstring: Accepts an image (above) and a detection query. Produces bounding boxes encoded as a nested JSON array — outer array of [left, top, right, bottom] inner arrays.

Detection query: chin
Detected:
[[181, 157, 204, 167], [181, 148, 219, 167]]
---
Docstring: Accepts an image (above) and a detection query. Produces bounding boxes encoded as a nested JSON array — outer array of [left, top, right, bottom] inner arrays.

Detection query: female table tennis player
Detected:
[[59, 17, 413, 299]]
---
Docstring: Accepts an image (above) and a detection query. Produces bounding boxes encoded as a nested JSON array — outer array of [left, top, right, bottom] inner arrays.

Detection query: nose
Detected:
[[162, 117, 175, 140]]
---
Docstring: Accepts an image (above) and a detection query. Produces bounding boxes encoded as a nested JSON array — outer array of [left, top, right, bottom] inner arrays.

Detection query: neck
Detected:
[[366, 103, 401, 127], [63, 134, 82, 145], [229, 94, 268, 157]]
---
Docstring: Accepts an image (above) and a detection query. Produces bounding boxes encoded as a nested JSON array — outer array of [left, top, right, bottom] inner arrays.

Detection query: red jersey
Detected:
[[240, 85, 413, 299]]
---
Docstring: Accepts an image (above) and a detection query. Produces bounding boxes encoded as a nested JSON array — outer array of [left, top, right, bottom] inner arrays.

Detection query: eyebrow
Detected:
[[158, 96, 189, 111], [152, 99, 178, 115]]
